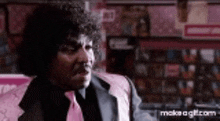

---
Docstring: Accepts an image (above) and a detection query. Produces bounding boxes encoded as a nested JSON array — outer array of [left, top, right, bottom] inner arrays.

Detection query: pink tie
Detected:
[[65, 91, 84, 121]]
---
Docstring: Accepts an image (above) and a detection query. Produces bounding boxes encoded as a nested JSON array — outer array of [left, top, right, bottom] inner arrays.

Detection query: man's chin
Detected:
[[69, 76, 91, 89]]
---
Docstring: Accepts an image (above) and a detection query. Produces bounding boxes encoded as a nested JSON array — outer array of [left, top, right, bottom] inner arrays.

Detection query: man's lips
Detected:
[[77, 71, 89, 76], [72, 66, 91, 76]]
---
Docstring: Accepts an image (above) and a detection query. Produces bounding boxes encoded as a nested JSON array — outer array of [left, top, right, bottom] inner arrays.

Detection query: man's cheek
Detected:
[[57, 59, 71, 69]]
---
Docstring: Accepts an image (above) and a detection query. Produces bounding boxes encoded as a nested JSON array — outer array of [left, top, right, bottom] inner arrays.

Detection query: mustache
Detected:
[[72, 63, 92, 74]]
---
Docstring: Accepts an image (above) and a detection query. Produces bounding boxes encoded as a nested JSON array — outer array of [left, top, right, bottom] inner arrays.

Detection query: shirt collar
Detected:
[[49, 78, 87, 99], [77, 87, 86, 99]]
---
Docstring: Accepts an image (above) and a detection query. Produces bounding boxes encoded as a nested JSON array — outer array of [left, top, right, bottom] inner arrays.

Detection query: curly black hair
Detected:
[[17, 2, 101, 76]]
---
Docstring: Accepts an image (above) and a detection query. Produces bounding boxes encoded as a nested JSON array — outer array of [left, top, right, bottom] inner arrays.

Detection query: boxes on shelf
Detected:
[[0, 44, 9, 56], [212, 82, 220, 97], [135, 78, 148, 92], [164, 64, 180, 77], [178, 80, 194, 95], [185, 97, 193, 106], [135, 63, 148, 77], [145, 95, 163, 103], [212, 66, 220, 81], [200, 49, 215, 63], [216, 50, 220, 63], [148, 79, 163, 94], [167, 50, 181, 62], [150, 50, 166, 62], [149, 64, 164, 78], [135, 47, 150, 61], [181, 65, 195, 79], [198, 65, 215, 80], [163, 81, 177, 94], [163, 96, 179, 104], [182, 49, 197, 63], [196, 81, 213, 98], [120, 5, 150, 37]]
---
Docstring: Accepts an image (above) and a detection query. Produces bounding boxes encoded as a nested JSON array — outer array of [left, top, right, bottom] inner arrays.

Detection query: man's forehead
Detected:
[[65, 34, 92, 44]]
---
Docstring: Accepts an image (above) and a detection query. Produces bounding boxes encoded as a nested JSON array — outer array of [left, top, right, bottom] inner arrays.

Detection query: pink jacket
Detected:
[[0, 72, 152, 121]]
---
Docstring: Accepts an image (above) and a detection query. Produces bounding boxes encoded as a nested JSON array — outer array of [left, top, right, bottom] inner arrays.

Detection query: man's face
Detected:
[[48, 34, 95, 90]]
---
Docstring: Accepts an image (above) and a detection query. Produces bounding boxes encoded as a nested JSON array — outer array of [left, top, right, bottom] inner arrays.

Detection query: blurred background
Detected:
[[1, 0, 220, 120]]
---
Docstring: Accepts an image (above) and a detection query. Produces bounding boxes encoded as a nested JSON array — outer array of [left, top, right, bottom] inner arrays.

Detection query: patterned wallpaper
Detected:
[[148, 6, 179, 36], [102, 6, 123, 36], [208, 5, 220, 23], [8, 5, 36, 34], [102, 5, 220, 36]]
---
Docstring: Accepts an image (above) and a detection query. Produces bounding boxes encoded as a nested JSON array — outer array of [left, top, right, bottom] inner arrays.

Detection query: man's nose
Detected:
[[77, 48, 89, 63]]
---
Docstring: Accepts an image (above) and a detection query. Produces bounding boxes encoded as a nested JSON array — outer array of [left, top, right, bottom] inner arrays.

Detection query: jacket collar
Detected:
[[18, 74, 119, 121], [18, 77, 47, 121], [91, 74, 118, 121], [19, 76, 54, 110]]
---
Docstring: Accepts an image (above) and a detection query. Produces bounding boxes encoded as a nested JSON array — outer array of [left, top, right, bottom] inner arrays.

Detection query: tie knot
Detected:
[[65, 91, 76, 103]]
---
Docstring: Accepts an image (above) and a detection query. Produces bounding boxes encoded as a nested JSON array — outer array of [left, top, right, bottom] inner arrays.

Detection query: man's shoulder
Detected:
[[92, 71, 131, 92], [0, 82, 30, 106], [0, 82, 30, 120]]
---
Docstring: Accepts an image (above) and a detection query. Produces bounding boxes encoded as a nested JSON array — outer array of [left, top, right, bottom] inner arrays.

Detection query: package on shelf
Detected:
[[146, 95, 163, 103], [0, 44, 9, 56], [212, 66, 220, 80], [182, 49, 197, 63], [198, 65, 215, 80], [0, 37, 7, 46], [149, 64, 164, 78], [185, 97, 193, 106], [163, 96, 179, 104], [135, 79, 147, 91], [120, 5, 150, 37], [178, 80, 194, 95], [135, 63, 148, 76], [200, 49, 215, 63], [181, 65, 195, 79], [135, 47, 150, 61], [151, 50, 166, 62], [163, 82, 177, 94], [149, 79, 163, 93], [196, 81, 213, 99], [167, 50, 181, 62], [164, 64, 180, 77], [212, 82, 220, 97], [216, 50, 220, 63]]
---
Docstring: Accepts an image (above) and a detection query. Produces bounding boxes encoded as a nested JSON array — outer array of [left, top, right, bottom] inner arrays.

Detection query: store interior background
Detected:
[[0, 0, 220, 120]]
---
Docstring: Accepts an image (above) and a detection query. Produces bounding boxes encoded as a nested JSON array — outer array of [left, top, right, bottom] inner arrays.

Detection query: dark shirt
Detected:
[[41, 80, 102, 121], [76, 84, 102, 121]]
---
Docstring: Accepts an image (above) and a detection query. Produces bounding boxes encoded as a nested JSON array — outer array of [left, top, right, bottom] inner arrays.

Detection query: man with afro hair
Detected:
[[0, 1, 152, 121]]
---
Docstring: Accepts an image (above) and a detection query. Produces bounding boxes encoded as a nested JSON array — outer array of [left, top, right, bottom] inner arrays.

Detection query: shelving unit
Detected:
[[138, 37, 220, 104], [107, 36, 220, 120]]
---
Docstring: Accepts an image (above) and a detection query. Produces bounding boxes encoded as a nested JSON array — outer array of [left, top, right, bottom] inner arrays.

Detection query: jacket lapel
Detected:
[[18, 101, 44, 121], [18, 77, 45, 121], [91, 75, 118, 121]]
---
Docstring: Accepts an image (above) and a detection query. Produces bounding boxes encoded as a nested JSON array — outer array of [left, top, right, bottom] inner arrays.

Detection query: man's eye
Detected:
[[59, 45, 76, 54], [85, 45, 93, 50]]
